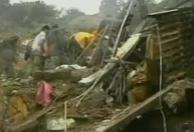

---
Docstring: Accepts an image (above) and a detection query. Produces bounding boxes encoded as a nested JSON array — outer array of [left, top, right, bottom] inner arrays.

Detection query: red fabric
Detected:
[[36, 81, 54, 107]]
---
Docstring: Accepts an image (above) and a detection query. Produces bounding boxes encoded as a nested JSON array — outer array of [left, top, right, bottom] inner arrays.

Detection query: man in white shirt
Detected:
[[31, 25, 50, 71]]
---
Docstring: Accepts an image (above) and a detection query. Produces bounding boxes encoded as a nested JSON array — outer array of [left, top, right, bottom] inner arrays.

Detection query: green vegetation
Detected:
[[0, 0, 129, 37], [1, 0, 190, 38]]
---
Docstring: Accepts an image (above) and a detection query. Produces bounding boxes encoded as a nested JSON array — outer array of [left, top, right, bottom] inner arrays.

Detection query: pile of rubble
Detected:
[[2, 4, 194, 132]]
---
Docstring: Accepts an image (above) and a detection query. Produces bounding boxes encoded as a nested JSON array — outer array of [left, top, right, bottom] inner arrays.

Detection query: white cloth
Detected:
[[31, 31, 46, 53]]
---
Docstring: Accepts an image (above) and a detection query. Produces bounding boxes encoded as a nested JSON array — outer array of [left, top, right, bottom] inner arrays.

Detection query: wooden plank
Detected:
[[94, 86, 173, 132], [6, 107, 53, 132], [76, 34, 142, 107], [79, 34, 141, 85], [116, 34, 141, 59], [148, 9, 178, 17]]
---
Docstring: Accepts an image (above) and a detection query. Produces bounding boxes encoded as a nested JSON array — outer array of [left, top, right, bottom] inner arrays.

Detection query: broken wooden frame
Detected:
[[76, 33, 142, 106]]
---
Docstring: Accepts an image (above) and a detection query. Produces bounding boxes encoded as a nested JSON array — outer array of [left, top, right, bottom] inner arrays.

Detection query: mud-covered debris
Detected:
[[47, 117, 76, 130], [163, 79, 194, 113]]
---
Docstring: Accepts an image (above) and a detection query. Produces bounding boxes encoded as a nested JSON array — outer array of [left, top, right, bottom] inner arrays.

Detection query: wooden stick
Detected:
[[74, 34, 141, 106], [79, 33, 141, 86], [112, 0, 136, 56]]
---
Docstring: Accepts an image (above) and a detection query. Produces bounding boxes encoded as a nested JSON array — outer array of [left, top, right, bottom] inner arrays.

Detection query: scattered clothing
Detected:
[[36, 81, 54, 107]]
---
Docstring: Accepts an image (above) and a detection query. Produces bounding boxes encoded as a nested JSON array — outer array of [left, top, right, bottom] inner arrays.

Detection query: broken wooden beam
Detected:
[[95, 85, 173, 132], [76, 33, 142, 106], [79, 33, 142, 86]]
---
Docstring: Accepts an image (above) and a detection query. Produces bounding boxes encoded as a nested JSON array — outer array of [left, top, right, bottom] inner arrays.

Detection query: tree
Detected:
[[65, 8, 85, 19], [99, 0, 125, 17], [6, 3, 28, 25], [60, 8, 85, 24], [5, 1, 58, 26], [29, 1, 58, 23], [0, 0, 10, 8], [0, 0, 10, 16]]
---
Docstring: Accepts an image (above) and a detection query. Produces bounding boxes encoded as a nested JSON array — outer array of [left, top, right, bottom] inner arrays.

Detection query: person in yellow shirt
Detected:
[[68, 31, 99, 65], [74, 32, 97, 49]]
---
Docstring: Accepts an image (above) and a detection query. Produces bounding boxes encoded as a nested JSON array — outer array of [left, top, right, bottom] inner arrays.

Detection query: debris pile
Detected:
[[1, 4, 194, 132]]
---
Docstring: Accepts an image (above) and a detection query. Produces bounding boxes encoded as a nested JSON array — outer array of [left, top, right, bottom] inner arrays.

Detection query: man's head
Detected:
[[41, 25, 50, 32]]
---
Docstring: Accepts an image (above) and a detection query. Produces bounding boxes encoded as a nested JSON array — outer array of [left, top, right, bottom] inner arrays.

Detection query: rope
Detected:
[[156, 25, 167, 132]]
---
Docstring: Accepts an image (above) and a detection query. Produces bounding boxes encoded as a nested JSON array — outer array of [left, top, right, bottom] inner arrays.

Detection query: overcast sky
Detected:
[[10, 0, 103, 15]]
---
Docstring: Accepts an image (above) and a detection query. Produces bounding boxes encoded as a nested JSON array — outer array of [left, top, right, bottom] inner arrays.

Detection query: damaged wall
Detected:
[[147, 8, 194, 88]]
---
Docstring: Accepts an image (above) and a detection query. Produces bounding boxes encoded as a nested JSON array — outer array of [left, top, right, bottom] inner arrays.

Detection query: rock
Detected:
[[19, 76, 33, 85], [105, 96, 114, 106], [96, 126, 108, 132], [162, 79, 194, 114], [55, 64, 87, 70], [14, 78, 21, 81], [71, 68, 93, 82], [46, 118, 76, 130]]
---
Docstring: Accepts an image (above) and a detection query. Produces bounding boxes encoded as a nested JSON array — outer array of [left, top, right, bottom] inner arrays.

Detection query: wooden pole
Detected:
[[112, 0, 136, 56]]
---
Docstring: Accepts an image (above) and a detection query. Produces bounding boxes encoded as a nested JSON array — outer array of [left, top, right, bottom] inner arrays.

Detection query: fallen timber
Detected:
[[95, 84, 174, 132], [79, 33, 142, 86]]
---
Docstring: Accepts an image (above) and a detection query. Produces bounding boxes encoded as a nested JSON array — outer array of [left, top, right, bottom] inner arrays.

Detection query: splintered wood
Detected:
[[148, 8, 194, 85], [79, 34, 141, 86], [95, 84, 173, 132], [75, 34, 142, 106]]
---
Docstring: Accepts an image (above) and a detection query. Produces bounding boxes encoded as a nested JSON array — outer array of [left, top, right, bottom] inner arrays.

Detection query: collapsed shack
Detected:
[[2, 5, 194, 132], [99, 7, 194, 132]]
